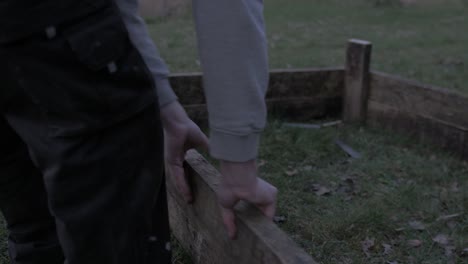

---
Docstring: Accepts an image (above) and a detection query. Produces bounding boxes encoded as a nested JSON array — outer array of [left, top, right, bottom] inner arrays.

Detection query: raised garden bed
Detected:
[[168, 40, 468, 263]]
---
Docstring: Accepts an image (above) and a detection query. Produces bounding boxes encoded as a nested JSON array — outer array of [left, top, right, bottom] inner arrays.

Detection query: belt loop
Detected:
[[45, 26, 57, 39]]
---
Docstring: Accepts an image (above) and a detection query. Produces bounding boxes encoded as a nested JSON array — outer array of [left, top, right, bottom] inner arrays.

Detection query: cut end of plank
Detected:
[[348, 39, 372, 46]]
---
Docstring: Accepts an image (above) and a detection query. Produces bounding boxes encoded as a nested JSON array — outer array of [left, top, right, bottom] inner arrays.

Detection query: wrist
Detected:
[[160, 101, 190, 128], [219, 159, 259, 198]]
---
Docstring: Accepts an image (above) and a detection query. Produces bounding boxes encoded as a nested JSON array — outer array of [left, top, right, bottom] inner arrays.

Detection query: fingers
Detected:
[[217, 182, 240, 240], [253, 180, 278, 220], [256, 196, 277, 220], [167, 163, 193, 203], [220, 207, 237, 240], [218, 182, 276, 240]]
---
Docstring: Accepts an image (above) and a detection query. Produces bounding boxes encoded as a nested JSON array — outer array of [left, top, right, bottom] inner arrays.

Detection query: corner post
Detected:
[[343, 39, 372, 123]]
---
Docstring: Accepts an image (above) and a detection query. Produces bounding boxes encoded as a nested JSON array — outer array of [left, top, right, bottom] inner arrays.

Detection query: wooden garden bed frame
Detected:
[[167, 39, 468, 264]]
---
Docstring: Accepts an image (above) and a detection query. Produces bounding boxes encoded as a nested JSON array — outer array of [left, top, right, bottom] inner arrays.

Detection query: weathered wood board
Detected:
[[367, 71, 468, 159], [167, 150, 317, 264], [183, 96, 342, 127], [170, 69, 344, 126], [169, 68, 344, 105], [344, 39, 372, 123]]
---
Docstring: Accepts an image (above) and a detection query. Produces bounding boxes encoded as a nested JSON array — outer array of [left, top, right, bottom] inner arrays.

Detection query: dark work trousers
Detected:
[[0, 5, 172, 264]]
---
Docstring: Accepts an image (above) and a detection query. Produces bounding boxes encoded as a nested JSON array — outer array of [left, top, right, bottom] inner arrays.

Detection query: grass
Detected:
[[1, 0, 468, 263], [147, 0, 468, 93], [258, 121, 468, 263], [2, 122, 466, 264]]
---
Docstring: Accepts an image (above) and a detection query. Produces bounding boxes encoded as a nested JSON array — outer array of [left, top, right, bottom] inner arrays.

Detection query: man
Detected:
[[0, 0, 277, 263]]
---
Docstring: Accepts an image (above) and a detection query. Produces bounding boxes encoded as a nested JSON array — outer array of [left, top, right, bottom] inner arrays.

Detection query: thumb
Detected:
[[167, 163, 193, 203], [186, 123, 210, 151]]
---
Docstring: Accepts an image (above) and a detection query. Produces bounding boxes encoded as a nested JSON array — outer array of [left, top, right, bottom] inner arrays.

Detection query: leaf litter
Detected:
[[361, 237, 375, 257]]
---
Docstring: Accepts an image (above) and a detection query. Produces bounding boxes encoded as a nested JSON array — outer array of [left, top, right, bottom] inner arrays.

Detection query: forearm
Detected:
[[192, 0, 269, 162], [115, 0, 178, 107]]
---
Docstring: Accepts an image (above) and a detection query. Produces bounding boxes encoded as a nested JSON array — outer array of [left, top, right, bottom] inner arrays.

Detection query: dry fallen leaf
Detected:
[[447, 221, 457, 230], [361, 238, 375, 257], [315, 186, 332, 196], [285, 168, 298, 176], [450, 182, 460, 193], [408, 220, 426, 231], [444, 245, 456, 258], [407, 239, 422, 248], [439, 188, 449, 203], [304, 183, 332, 196], [336, 177, 355, 194], [303, 183, 321, 193], [433, 234, 451, 246], [382, 243, 393, 255]]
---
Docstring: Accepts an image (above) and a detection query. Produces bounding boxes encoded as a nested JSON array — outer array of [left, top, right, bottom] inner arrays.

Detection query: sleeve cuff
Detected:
[[155, 78, 178, 108], [209, 130, 260, 162]]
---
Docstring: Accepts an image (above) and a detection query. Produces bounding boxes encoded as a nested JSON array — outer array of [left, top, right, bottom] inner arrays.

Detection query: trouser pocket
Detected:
[[8, 6, 156, 137]]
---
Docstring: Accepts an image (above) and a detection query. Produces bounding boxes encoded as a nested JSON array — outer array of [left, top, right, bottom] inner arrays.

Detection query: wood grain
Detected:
[[367, 71, 468, 158], [367, 101, 468, 159], [169, 69, 344, 106], [344, 39, 372, 123], [167, 150, 317, 264], [184, 96, 342, 127], [369, 71, 468, 130]]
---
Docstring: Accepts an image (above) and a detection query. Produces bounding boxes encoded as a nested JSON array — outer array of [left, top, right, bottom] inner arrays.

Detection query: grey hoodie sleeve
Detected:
[[116, 0, 268, 162], [193, 0, 269, 162], [115, 0, 178, 107]]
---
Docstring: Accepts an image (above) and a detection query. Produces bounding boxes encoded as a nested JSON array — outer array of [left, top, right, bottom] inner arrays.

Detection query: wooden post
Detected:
[[344, 39, 372, 123], [168, 150, 317, 264]]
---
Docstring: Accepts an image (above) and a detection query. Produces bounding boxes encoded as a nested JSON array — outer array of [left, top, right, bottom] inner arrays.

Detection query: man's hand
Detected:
[[161, 101, 209, 203], [160, 102, 277, 240], [217, 160, 277, 240]]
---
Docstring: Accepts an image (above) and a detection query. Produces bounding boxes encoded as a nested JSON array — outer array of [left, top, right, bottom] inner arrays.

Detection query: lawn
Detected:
[[259, 122, 468, 263], [1, 0, 467, 263], [147, 0, 468, 93]]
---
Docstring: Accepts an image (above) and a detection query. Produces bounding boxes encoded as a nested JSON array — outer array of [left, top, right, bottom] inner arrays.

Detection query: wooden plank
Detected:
[[267, 68, 344, 99], [367, 71, 468, 158], [283, 121, 342, 129], [335, 139, 362, 159], [184, 96, 342, 127], [344, 39, 372, 123], [139, 0, 189, 17], [168, 150, 317, 264], [369, 71, 468, 130], [169, 73, 205, 105], [367, 101, 468, 159], [169, 69, 344, 106]]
